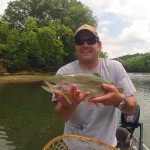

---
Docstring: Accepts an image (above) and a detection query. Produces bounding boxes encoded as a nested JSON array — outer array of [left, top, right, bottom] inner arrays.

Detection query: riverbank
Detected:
[[0, 72, 54, 84], [1, 72, 149, 84]]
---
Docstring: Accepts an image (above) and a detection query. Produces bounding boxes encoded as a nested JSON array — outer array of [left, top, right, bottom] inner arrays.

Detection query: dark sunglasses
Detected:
[[75, 37, 99, 45]]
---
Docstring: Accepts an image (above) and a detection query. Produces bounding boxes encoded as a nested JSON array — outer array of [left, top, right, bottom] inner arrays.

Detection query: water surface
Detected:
[[0, 73, 150, 150], [0, 82, 63, 150], [128, 73, 150, 148]]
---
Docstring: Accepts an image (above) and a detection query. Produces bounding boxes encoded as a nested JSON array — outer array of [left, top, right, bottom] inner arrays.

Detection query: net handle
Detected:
[[42, 134, 117, 150]]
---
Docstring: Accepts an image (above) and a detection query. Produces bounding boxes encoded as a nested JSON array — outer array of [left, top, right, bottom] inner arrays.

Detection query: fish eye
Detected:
[[51, 82, 56, 85]]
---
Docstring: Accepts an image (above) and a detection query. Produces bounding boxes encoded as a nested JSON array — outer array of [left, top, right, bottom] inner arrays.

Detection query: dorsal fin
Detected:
[[92, 73, 102, 77]]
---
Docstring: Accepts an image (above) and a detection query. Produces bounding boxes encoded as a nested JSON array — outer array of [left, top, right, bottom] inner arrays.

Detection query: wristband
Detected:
[[117, 96, 126, 110]]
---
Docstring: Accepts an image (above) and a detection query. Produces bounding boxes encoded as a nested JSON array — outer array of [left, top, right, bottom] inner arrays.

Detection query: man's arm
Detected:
[[118, 95, 137, 114]]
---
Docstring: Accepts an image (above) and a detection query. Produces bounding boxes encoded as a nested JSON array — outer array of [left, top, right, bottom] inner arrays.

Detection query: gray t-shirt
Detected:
[[55, 58, 136, 147]]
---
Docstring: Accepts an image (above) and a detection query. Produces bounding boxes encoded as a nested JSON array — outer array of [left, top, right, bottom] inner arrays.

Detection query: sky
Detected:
[[0, 0, 150, 58]]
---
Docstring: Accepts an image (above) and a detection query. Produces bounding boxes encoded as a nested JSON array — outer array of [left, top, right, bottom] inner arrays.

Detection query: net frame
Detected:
[[42, 134, 118, 150]]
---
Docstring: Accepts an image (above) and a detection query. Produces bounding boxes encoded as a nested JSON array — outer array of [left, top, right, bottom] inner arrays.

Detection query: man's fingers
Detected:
[[78, 92, 90, 103], [81, 92, 90, 99], [101, 84, 117, 92], [54, 90, 70, 106], [71, 85, 77, 92], [54, 86, 90, 106], [72, 90, 81, 103], [54, 90, 61, 99]]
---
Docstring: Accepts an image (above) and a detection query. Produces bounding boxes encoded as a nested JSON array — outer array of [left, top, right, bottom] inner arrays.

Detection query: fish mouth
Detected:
[[43, 81, 56, 86]]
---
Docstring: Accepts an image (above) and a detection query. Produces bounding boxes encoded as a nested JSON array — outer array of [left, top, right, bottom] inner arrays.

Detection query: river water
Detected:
[[0, 73, 150, 150]]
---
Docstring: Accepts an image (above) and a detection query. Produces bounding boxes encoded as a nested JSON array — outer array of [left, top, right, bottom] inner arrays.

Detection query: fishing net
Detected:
[[42, 134, 117, 150]]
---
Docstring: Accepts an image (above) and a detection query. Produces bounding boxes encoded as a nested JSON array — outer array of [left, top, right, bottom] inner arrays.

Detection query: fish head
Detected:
[[42, 75, 65, 94], [46, 75, 65, 85], [42, 74, 73, 94], [42, 75, 73, 104]]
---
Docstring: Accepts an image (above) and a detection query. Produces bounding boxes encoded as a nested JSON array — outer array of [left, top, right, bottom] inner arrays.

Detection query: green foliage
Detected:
[[1, 17, 74, 72], [6, 28, 28, 71], [115, 53, 150, 72], [3, 0, 30, 30], [25, 16, 38, 32], [2, 0, 97, 31], [99, 51, 108, 58], [48, 19, 75, 63], [0, 0, 99, 72], [0, 19, 9, 57], [37, 25, 65, 66]]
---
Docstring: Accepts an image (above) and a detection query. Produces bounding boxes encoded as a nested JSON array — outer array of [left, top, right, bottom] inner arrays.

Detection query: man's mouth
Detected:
[[80, 50, 92, 53]]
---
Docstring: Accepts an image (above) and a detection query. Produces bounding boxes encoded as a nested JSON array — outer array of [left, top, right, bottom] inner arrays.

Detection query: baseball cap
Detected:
[[74, 24, 99, 39]]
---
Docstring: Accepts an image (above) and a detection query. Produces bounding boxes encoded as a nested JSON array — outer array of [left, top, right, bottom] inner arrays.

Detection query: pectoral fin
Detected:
[[62, 93, 73, 104]]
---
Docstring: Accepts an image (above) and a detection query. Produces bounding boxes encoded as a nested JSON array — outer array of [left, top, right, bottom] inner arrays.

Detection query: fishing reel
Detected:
[[120, 104, 140, 134], [116, 104, 143, 150]]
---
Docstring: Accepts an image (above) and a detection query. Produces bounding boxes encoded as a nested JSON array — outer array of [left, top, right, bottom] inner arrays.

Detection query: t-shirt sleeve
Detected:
[[110, 60, 136, 96]]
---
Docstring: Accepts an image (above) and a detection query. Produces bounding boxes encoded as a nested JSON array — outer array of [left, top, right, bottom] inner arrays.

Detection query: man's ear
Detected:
[[98, 41, 102, 50]]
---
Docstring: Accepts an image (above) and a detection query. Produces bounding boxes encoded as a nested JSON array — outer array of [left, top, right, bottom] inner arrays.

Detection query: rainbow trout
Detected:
[[42, 73, 122, 106]]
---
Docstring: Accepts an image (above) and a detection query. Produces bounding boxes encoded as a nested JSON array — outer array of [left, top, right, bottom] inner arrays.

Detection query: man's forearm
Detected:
[[121, 95, 137, 114], [54, 102, 77, 122]]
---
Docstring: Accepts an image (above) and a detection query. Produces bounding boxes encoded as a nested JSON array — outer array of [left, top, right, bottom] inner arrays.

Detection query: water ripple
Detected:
[[0, 126, 16, 150]]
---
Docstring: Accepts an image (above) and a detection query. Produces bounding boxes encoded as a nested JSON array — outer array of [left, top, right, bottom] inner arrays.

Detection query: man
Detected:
[[53, 24, 137, 147]]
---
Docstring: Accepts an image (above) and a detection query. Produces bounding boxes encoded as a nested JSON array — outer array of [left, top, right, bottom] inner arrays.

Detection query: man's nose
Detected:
[[82, 41, 89, 46]]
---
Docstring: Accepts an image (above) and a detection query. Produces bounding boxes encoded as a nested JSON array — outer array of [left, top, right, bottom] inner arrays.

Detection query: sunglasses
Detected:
[[75, 37, 99, 45]]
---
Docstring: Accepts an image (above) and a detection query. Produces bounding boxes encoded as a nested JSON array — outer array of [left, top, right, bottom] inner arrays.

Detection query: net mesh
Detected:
[[42, 135, 117, 150]]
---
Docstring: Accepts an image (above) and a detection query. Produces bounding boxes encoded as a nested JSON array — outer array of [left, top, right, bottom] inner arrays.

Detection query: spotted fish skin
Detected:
[[42, 73, 122, 105]]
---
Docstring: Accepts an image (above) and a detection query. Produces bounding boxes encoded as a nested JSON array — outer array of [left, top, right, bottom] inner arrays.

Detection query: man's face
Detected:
[[75, 30, 101, 64]]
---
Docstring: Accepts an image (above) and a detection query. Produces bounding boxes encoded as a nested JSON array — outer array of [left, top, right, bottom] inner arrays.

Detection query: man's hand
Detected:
[[89, 84, 123, 106], [89, 83, 137, 114], [54, 85, 90, 122]]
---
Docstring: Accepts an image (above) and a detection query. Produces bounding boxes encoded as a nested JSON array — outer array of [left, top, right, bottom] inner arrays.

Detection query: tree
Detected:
[[18, 17, 43, 69], [48, 19, 75, 63], [5, 28, 24, 71], [99, 51, 108, 58], [115, 53, 150, 72], [37, 26, 65, 66], [24, 16, 38, 32], [0, 19, 9, 58], [4, 17, 73, 72], [1, 0, 100, 72], [3, 0, 97, 31]]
